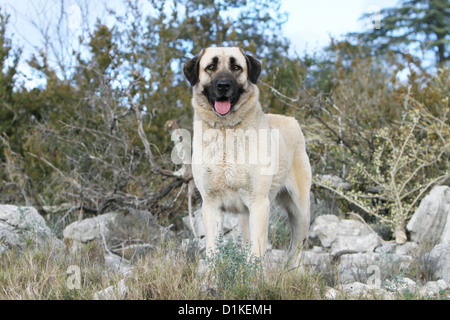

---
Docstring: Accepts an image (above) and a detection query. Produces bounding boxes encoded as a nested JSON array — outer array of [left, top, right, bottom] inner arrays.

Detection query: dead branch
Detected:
[[128, 92, 181, 179]]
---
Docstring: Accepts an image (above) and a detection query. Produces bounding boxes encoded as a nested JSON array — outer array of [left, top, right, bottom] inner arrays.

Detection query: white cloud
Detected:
[[281, 0, 399, 55]]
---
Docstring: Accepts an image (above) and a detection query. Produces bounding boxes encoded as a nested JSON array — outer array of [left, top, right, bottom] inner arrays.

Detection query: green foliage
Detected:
[[346, 102, 449, 241], [205, 235, 263, 298], [0, 10, 22, 154], [311, 63, 449, 242]]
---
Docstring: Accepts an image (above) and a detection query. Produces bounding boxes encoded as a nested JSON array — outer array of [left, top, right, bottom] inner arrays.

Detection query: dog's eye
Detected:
[[233, 65, 242, 71], [207, 64, 216, 71]]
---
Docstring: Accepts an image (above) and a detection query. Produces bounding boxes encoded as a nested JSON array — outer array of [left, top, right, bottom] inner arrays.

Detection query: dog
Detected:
[[183, 47, 311, 258]]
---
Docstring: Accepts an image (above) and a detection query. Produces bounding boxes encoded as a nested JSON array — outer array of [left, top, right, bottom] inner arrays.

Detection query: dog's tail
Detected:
[[286, 129, 312, 255]]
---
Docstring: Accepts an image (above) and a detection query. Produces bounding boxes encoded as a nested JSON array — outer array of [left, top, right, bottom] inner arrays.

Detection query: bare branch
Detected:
[[128, 92, 180, 179]]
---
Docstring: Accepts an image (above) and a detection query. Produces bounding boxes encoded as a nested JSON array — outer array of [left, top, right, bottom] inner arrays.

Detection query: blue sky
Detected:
[[2, 0, 400, 88]]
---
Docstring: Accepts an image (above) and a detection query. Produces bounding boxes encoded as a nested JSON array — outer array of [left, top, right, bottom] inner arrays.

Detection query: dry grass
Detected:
[[0, 240, 325, 300], [1, 239, 447, 300], [0, 243, 104, 299]]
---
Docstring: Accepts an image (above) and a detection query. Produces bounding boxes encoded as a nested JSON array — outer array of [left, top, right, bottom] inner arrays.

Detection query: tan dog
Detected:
[[184, 47, 311, 258]]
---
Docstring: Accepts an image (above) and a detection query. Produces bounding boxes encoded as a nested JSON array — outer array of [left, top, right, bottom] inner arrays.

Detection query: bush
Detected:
[[205, 235, 263, 299], [348, 102, 448, 241]]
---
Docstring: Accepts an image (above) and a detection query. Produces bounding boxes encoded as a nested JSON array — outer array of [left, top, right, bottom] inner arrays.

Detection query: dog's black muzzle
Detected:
[[202, 73, 243, 116]]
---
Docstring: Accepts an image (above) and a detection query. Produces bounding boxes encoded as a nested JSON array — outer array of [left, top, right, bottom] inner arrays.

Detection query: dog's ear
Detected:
[[183, 50, 204, 87], [241, 50, 261, 84]]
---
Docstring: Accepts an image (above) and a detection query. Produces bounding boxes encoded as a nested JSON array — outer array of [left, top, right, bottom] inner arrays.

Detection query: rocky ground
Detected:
[[1, 185, 449, 299]]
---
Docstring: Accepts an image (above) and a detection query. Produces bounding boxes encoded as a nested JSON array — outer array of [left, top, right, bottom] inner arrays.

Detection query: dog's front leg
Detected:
[[249, 197, 270, 257], [202, 201, 224, 257]]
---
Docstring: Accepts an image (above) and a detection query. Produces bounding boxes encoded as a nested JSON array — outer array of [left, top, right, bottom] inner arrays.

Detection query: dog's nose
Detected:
[[216, 79, 231, 92]]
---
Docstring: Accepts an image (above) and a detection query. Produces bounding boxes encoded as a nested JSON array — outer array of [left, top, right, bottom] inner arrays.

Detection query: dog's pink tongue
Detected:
[[214, 100, 231, 115]]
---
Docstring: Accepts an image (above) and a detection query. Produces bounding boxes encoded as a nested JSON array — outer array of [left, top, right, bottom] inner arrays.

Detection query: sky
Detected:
[[280, 0, 400, 56], [2, 0, 400, 88]]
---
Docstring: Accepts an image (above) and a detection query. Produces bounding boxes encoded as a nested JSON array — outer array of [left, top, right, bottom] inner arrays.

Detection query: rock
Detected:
[[0, 205, 61, 254], [436, 279, 449, 290], [338, 252, 412, 284], [342, 282, 371, 298], [441, 210, 450, 245], [310, 215, 382, 257], [398, 277, 418, 293], [325, 282, 394, 300], [338, 253, 377, 284], [377, 291, 395, 300], [93, 279, 128, 300], [182, 208, 240, 238], [340, 282, 394, 300], [395, 241, 420, 256], [112, 209, 171, 245], [113, 244, 154, 261], [324, 287, 339, 300], [384, 277, 418, 294], [375, 242, 396, 254], [418, 281, 448, 298], [426, 244, 450, 283], [63, 212, 117, 253], [331, 232, 381, 257], [63, 210, 166, 254], [309, 215, 339, 247], [421, 281, 442, 297], [297, 247, 332, 271], [407, 186, 450, 246], [104, 253, 133, 275]]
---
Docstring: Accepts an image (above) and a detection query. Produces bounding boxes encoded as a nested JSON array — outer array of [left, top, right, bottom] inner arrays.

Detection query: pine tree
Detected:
[[354, 0, 449, 66], [0, 10, 21, 141]]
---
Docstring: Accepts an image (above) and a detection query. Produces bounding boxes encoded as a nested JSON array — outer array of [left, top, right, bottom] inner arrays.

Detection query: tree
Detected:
[[0, 0, 294, 218], [352, 0, 449, 66], [111, 0, 292, 144], [0, 9, 21, 144]]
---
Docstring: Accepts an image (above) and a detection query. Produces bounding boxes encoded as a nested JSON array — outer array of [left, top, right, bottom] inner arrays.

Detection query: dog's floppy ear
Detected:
[[240, 49, 261, 84], [183, 49, 204, 87]]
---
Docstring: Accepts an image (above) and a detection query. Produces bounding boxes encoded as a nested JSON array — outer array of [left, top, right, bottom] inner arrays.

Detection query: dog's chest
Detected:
[[204, 162, 252, 192], [193, 127, 256, 192]]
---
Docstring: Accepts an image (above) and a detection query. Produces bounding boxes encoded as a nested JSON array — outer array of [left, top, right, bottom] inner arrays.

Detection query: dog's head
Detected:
[[183, 47, 261, 117]]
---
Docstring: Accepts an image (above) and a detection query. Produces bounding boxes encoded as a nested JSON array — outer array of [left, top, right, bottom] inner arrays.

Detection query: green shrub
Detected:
[[205, 235, 263, 299]]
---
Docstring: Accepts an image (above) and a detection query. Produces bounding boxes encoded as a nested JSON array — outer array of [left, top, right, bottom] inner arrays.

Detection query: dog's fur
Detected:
[[184, 47, 311, 258]]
